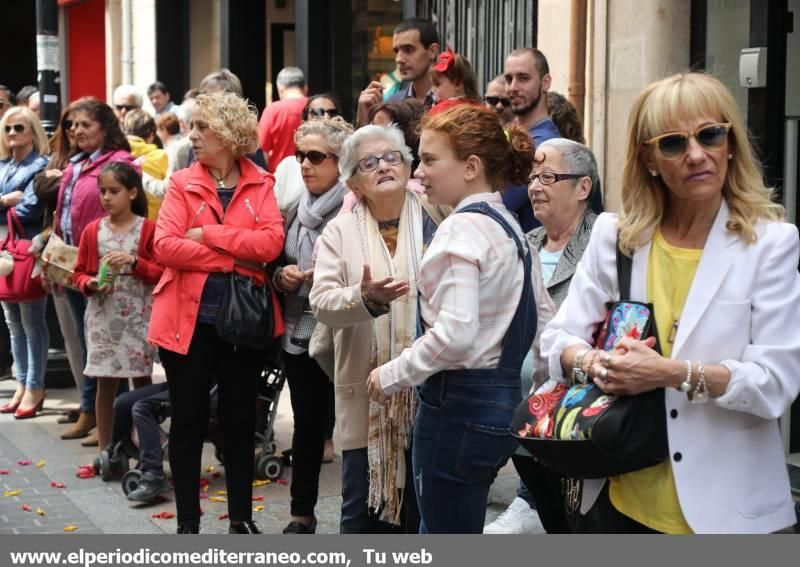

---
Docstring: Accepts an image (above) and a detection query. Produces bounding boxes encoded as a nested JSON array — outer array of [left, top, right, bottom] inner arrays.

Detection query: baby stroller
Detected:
[[210, 360, 288, 481]]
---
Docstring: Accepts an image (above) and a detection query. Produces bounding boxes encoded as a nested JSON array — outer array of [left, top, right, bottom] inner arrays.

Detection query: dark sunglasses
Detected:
[[63, 119, 74, 130], [644, 122, 731, 159], [115, 104, 138, 112], [4, 124, 25, 134], [295, 149, 336, 165], [308, 108, 340, 118], [484, 96, 511, 107]]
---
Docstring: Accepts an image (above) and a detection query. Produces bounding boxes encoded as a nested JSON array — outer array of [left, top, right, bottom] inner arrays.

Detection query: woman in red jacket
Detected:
[[148, 90, 285, 535]]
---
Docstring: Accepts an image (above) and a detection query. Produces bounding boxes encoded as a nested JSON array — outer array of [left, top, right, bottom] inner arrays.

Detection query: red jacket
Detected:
[[148, 158, 285, 355], [73, 217, 164, 295]]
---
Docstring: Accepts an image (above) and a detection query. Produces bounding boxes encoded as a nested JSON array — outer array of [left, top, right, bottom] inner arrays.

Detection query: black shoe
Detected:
[[127, 472, 170, 502], [177, 522, 199, 534], [229, 520, 261, 534], [282, 516, 317, 534]]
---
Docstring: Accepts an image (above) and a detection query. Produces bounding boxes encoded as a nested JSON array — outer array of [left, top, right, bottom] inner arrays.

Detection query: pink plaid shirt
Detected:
[[379, 192, 555, 394]]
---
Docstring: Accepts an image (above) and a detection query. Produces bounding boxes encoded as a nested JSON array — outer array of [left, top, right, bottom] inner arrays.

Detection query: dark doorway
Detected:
[[270, 23, 295, 104]]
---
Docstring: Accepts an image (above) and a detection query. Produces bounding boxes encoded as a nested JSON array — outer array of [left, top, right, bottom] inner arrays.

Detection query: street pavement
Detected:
[[0, 369, 539, 535]]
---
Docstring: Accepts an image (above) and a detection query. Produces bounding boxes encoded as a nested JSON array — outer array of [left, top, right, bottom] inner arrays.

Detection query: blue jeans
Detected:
[[2, 298, 50, 391], [64, 288, 95, 413]]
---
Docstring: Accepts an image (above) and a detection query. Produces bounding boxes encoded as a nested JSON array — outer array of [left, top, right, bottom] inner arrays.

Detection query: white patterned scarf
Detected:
[[354, 189, 422, 525]]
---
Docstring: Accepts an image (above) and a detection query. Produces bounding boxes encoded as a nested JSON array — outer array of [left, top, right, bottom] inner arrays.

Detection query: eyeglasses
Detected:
[[63, 120, 74, 130], [356, 150, 403, 174], [484, 96, 511, 107], [295, 149, 336, 165], [115, 104, 138, 112], [3, 124, 26, 134], [308, 108, 340, 118], [530, 171, 585, 186], [643, 122, 731, 160]]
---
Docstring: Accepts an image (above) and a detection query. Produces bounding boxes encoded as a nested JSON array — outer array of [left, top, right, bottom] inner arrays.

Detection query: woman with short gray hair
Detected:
[[273, 115, 354, 534], [310, 124, 443, 533]]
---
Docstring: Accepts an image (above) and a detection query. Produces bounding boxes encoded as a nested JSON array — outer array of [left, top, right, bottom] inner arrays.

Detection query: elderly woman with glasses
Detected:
[[541, 72, 800, 533], [272, 116, 353, 534], [310, 124, 445, 534]]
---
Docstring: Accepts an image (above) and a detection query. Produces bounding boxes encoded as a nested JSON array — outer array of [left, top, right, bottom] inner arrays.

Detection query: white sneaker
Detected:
[[483, 497, 540, 534]]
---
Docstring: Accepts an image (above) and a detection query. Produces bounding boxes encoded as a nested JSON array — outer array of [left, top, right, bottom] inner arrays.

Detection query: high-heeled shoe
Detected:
[[0, 400, 21, 414], [14, 395, 45, 420]]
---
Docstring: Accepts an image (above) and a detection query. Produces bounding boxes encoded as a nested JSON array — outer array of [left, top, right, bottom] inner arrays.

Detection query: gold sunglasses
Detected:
[[643, 122, 731, 159]]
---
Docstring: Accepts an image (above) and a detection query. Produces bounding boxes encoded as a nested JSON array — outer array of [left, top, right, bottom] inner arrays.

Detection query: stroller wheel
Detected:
[[254, 454, 283, 481], [121, 470, 143, 496], [99, 450, 112, 481]]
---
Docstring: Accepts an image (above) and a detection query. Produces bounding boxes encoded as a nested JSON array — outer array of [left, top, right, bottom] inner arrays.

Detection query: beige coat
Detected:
[[309, 211, 377, 451]]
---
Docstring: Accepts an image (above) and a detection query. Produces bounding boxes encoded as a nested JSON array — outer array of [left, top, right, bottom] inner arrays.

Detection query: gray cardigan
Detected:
[[526, 208, 598, 308]]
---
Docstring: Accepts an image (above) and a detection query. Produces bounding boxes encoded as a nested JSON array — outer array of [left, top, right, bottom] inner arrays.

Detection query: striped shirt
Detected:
[[380, 192, 556, 395]]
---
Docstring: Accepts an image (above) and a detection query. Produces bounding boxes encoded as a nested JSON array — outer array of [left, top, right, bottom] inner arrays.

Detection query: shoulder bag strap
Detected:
[[615, 232, 632, 301]]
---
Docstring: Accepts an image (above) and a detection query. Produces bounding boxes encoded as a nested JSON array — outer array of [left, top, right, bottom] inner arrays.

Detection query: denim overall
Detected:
[[412, 201, 537, 533]]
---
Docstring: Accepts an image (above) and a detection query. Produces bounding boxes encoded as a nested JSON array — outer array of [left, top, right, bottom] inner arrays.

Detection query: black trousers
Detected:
[[284, 351, 332, 517], [159, 323, 264, 525], [513, 454, 572, 533]]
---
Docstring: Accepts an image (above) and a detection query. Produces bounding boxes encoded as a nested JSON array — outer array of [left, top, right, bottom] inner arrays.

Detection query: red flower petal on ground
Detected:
[[76, 465, 96, 479], [151, 512, 176, 520], [198, 478, 210, 488], [252, 495, 264, 501], [199, 492, 209, 500], [20, 504, 31, 511], [17, 460, 32, 466], [277, 479, 288, 485], [50, 482, 66, 489], [218, 513, 229, 520], [0, 470, 10, 475]]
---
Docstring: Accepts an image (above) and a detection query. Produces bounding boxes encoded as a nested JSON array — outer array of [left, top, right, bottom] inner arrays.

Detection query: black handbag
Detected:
[[511, 236, 669, 479], [215, 272, 275, 350]]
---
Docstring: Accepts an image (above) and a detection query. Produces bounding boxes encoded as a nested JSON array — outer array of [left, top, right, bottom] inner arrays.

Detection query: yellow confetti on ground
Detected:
[[3, 490, 21, 497], [252, 480, 268, 487], [253, 505, 264, 512], [36, 460, 46, 468], [63, 525, 78, 532], [36, 507, 45, 516], [215, 490, 227, 496], [206, 465, 215, 472], [209, 496, 227, 503]]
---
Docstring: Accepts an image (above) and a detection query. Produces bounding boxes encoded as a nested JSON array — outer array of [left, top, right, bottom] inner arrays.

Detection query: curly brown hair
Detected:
[[193, 91, 259, 158]]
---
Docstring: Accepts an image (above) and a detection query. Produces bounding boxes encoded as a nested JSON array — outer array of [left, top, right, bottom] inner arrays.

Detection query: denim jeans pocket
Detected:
[[454, 422, 516, 485]]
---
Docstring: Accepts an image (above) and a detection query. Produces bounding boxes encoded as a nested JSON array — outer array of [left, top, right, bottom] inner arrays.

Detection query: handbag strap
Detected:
[[5, 208, 26, 242], [615, 232, 632, 301]]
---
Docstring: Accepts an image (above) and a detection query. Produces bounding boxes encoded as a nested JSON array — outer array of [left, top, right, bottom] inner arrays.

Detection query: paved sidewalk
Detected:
[[0, 373, 534, 535]]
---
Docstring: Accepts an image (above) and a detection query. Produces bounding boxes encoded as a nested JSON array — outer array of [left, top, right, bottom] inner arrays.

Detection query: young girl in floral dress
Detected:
[[73, 161, 163, 455]]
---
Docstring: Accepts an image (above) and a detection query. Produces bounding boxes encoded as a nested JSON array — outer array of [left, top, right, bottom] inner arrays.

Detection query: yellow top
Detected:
[[608, 228, 701, 534]]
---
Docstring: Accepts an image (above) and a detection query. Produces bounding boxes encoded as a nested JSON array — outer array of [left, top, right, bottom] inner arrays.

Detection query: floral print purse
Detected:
[[511, 237, 669, 479]]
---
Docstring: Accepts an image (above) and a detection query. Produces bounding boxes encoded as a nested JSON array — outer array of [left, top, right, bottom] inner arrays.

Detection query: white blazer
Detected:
[[541, 200, 800, 534]]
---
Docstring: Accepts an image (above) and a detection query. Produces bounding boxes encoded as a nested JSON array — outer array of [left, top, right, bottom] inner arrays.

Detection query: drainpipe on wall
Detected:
[[568, 0, 588, 126], [121, 0, 133, 85]]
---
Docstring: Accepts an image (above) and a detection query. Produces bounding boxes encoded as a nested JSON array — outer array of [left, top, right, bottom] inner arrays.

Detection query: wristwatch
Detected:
[[572, 349, 591, 385]]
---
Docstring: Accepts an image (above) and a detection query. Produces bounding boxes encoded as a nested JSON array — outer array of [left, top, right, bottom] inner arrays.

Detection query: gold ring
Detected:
[[603, 353, 612, 365], [600, 367, 608, 380]]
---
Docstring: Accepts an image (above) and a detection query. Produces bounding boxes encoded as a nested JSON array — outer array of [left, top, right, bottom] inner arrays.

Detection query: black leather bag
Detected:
[[511, 237, 668, 479], [215, 272, 275, 350]]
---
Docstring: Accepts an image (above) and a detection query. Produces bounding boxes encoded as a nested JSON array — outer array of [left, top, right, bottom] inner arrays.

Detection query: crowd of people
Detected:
[[0, 15, 799, 535]]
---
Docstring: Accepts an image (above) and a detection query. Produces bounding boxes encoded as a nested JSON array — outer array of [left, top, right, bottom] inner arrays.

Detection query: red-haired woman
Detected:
[[366, 105, 556, 533]]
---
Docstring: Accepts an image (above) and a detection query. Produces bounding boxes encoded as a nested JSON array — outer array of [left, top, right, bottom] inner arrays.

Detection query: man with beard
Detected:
[[356, 18, 440, 126], [499, 48, 559, 232]]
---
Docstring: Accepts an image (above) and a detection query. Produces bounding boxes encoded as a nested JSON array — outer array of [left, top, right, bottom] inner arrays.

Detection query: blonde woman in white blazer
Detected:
[[541, 72, 800, 534]]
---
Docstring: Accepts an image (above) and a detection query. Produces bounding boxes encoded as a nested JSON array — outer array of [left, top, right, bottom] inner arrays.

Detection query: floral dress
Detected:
[[84, 217, 156, 378]]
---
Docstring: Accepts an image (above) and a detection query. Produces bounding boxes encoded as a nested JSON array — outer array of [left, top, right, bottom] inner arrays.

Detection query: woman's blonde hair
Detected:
[[0, 106, 50, 159], [194, 91, 258, 159], [618, 72, 783, 255], [295, 116, 354, 157]]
